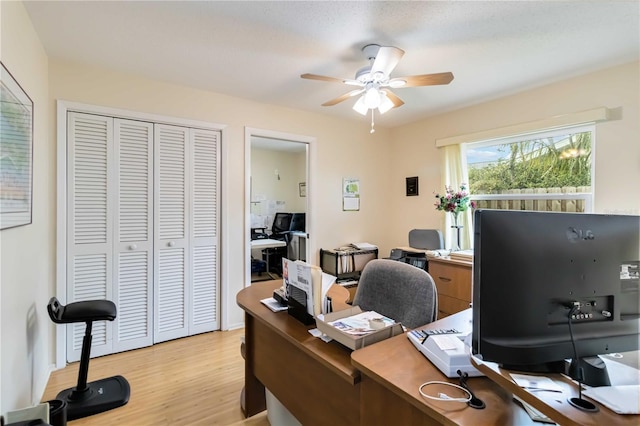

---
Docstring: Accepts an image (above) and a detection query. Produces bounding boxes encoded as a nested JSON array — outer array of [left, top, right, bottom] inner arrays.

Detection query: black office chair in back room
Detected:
[[353, 259, 438, 328], [47, 297, 130, 421], [269, 212, 293, 240]]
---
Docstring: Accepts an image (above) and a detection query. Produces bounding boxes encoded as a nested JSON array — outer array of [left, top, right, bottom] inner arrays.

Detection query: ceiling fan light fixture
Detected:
[[389, 79, 406, 88], [352, 96, 368, 115], [378, 92, 394, 114], [364, 86, 381, 109]]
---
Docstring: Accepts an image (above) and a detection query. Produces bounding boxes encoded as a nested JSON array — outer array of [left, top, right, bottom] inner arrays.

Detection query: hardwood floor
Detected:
[[42, 329, 270, 425]]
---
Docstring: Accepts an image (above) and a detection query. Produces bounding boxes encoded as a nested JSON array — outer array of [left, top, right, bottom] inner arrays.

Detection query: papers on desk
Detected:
[[510, 373, 564, 393], [283, 258, 336, 316], [260, 297, 287, 312], [351, 242, 378, 250], [583, 385, 640, 414], [328, 310, 395, 336]]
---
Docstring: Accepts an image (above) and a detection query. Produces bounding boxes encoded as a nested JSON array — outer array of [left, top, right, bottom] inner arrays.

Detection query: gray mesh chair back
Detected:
[[352, 259, 438, 328], [408, 229, 444, 250]]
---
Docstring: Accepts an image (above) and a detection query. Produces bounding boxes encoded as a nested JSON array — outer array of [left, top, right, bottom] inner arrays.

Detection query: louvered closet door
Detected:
[[112, 119, 154, 353], [190, 128, 220, 334], [67, 112, 114, 362], [154, 124, 190, 343]]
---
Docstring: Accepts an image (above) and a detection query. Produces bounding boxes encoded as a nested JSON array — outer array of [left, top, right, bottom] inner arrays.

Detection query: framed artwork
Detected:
[[406, 176, 419, 196], [299, 182, 306, 197], [1, 62, 33, 230]]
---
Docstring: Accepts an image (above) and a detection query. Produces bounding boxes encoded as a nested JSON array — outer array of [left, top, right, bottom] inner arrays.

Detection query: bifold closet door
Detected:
[[153, 125, 219, 343], [190, 128, 220, 334], [112, 119, 154, 353], [67, 113, 154, 362], [67, 112, 114, 362]]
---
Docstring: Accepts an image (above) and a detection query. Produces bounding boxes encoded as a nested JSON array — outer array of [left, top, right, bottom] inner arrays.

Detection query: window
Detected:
[[463, 125, 593, 213]]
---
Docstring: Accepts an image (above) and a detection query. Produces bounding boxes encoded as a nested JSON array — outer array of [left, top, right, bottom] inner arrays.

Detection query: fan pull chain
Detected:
[[370, 109, 376, 133]]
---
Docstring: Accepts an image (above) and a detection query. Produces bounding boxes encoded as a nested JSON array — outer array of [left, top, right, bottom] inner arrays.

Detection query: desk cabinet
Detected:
[[428, 257, 472, 318]]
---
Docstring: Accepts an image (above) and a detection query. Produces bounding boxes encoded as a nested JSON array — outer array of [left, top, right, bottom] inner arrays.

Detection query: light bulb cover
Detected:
[[352, 96, 368, 115], [378, 92, 394, 114], [364, 86, 381, 109]]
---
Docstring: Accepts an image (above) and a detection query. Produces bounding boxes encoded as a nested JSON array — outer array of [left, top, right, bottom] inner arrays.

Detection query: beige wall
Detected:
[[387, 61, 640, 248], [2, 0, 639, 415], [1, 1, 52, 413], [251, 148, 306, 221]]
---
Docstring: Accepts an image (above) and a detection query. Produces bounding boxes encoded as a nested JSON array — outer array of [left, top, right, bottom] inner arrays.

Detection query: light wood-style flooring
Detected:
[[42, 329, 270, 425]]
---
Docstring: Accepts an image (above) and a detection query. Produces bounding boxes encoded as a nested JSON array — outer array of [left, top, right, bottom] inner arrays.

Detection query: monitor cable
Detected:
[[457, 370, 486, 409], [566, 303, 599, 413]]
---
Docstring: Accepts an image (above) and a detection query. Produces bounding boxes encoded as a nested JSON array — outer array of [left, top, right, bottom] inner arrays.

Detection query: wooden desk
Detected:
[[351, 310, 531, 425], [250, 239, 287, 279], [237, 280, 357, 425], [472, 355, 640, 426]]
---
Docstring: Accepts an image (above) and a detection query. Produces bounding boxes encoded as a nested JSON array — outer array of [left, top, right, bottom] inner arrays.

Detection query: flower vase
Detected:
[[451, 212, 463, 251]]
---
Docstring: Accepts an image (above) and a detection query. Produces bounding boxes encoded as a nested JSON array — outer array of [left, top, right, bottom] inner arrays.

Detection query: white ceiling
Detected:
[[24, 1, 640, 129]]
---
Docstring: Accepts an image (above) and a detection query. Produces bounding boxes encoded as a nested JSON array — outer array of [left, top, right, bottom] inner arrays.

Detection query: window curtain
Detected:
[[440, 144, 472, 250]]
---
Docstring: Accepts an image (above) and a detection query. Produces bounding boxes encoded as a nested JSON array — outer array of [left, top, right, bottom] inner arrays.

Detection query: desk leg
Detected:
[[241, 312, 266, 417]]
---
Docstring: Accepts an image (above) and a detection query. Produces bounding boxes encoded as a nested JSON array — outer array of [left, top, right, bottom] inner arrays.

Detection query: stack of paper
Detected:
[[328, 310, 395, 336], [583, 385, 640, 414]]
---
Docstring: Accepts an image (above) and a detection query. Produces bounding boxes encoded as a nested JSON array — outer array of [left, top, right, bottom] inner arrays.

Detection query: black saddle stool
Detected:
[[47, 297, 130, 420]]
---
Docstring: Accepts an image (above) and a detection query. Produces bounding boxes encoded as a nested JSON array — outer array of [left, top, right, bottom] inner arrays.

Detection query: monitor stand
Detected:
[[567, 356, 611, 387], [566, 356, 610, 413]]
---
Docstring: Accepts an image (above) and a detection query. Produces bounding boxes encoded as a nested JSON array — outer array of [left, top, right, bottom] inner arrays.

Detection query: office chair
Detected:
[[261, 212, 293, 275], [47, 297, 130, 420], [408, 229, 444, 250], [269, 212, 293, 240], [353, 259, 438, 328]]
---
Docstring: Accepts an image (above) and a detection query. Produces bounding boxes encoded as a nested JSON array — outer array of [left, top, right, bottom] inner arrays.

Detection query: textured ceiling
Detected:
[[24, 1, 640, 129]]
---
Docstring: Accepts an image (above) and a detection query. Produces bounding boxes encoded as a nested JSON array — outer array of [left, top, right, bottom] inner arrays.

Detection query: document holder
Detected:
[[287, 286, 315, 325]]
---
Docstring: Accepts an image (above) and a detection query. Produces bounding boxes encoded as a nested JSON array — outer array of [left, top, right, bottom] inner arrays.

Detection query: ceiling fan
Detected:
[[301, 44, 454, 132]]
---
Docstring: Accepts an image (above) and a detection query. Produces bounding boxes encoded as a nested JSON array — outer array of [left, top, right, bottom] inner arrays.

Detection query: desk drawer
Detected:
[[438, 294, 470, 317], [429, 260, 471, 300]]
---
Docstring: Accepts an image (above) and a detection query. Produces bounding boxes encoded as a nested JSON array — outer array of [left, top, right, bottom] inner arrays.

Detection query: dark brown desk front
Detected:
[[238, 282, 529, 425], [237, 280, 358, 426]]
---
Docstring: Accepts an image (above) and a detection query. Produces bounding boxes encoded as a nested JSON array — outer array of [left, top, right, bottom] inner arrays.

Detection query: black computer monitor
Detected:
[[472, 210, 640, 387], [290, 213, 305, 232]]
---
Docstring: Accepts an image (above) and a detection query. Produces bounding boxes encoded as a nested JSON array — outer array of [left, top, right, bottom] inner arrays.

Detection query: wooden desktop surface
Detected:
[[237, 280, 357, 425], [351, 310, 527, 425], [472, 354, 639, 426]]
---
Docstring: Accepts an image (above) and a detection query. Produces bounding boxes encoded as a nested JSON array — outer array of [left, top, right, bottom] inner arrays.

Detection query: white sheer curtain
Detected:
[[440, 144, 472, 250]]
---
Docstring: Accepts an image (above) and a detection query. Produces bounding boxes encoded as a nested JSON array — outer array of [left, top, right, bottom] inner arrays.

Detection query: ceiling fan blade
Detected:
[[321, 89, 364, 106], [300, 73, 345, 83], [301, 73, 362, 86], [371, 46, 405, 76], [384, 90, 405, 108], [390, 72, 454, 88]]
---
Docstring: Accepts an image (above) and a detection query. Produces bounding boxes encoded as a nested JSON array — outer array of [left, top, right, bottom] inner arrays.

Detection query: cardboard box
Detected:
[[316, 306, 404, 350]]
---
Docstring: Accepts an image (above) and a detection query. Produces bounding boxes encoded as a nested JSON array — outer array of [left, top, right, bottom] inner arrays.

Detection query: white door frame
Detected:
[[244, 127, 315, 288], [56, 100, 226, 369]]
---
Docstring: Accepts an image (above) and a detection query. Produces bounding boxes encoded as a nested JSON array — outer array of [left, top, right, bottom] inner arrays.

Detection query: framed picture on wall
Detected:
[[299, 182, 306, 197], [1, 62, 33, 230], [406, 176, 419, 196]]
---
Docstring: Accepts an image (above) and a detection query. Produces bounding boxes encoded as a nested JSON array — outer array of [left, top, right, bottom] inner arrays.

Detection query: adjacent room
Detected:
[[2, 1, 639, 425]]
